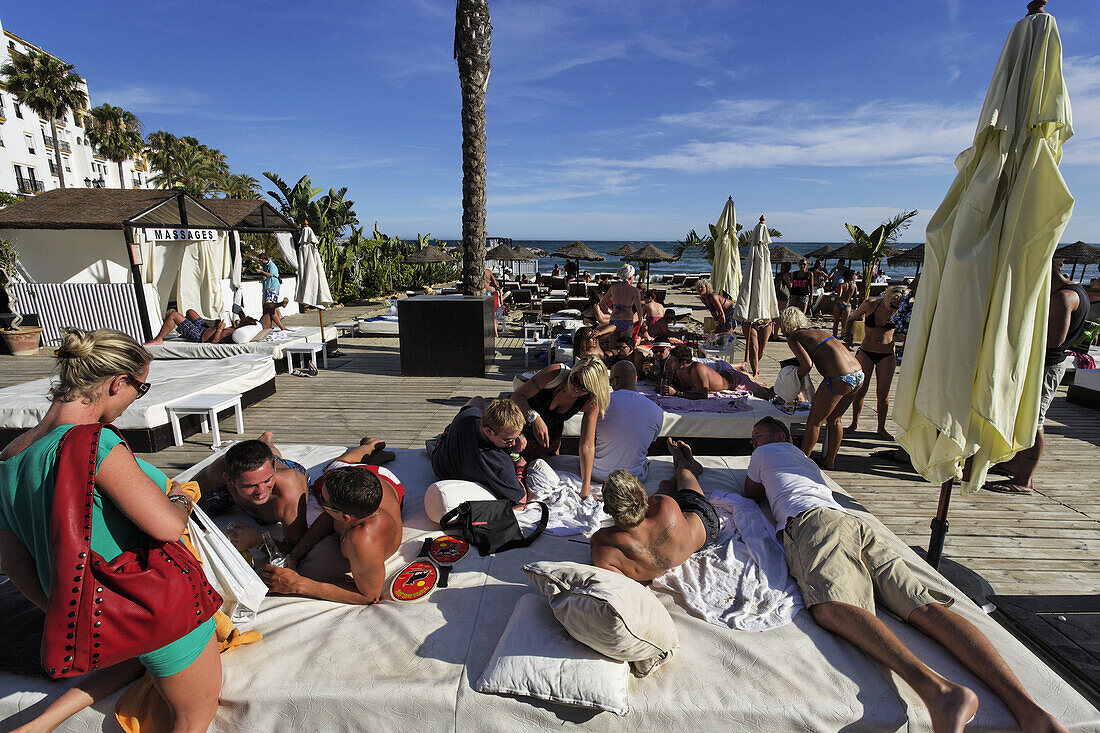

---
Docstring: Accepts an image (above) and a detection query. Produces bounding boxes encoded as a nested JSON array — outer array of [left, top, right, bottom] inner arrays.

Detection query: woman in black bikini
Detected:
[[511, 356, 610, 498], [844, 285, 906, 440]]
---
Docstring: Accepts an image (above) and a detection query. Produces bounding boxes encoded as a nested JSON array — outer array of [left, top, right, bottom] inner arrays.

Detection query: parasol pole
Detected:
[[318, 308, 325, 342], [926, 479, 953, 569]]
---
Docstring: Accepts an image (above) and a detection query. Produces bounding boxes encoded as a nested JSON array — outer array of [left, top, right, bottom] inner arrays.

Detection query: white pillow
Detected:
[[523, 561, 678, 677], [231, 323, 263, 343], [476, 593, 630, 715], [424, 479, 496, 524]]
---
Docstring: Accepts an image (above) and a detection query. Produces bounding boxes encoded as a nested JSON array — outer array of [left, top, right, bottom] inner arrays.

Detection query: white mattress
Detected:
[[1074, 366, 1100, 392], [0, 447, 1094, 731], [509, 373, 800, 439], [357, 317, 400, 335], [0, 355, 275, 430], [145, 327, 332, 360]]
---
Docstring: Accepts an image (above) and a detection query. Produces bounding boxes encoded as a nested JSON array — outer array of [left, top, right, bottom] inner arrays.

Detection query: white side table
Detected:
[[285, 342, 327, 372], [524, 323, 549, 340], [166, 393, 244, 449], [334, 321, 358, 337], [523, 338, 552, 367]]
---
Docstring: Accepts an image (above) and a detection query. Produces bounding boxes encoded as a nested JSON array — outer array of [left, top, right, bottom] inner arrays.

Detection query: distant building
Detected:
[[0, 16, 153, 196]]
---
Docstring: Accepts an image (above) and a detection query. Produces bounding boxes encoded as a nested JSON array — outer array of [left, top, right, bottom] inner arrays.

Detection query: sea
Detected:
[[502, 240, 1099, 283]]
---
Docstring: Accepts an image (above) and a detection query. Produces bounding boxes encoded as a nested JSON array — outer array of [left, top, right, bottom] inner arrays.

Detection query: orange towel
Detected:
[[115, 481, 261, 732]]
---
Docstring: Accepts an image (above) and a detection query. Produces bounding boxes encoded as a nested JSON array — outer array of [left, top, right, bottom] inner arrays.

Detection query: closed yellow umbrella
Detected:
[[894, 4, 1073, 566], [710, 196, 741, 298]]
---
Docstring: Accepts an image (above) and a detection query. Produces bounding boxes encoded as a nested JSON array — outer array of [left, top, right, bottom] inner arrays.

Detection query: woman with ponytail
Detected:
[[0, 329, 222, 731]]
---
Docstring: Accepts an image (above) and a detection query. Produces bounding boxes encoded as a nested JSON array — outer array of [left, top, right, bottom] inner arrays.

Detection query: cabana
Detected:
[[0, 190, 297, 345]]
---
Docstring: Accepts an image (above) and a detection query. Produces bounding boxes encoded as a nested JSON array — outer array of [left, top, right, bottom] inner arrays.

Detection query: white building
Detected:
[[0, 17, 152, 196]]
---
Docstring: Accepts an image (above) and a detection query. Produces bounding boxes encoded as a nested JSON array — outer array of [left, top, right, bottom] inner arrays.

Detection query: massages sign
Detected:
[[143, 228, 218, 242]]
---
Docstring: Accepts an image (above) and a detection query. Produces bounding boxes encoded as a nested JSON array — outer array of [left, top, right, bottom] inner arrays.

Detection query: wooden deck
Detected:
[[2, 293, 1098, 597]]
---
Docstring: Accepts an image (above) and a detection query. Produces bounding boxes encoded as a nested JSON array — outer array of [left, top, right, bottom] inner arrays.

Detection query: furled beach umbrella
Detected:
[[553, 241, 604, 278], [1054, 241, 1100, 280], [709, 197, 742, 298], [624, 242, 677, 289], [888, 243, 927, 274], [296, 223, 333, 339], [608, 243, 637, 257], [732, 216, 779, 323], [894, 3, 1074, 568]]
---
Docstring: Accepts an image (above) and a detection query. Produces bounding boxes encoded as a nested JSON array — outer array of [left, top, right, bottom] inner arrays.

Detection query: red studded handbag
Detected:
[[41, 423, 221, 678]]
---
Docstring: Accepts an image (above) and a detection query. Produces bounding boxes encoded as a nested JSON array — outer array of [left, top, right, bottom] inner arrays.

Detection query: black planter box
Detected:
[[398, 295, 494, 376]]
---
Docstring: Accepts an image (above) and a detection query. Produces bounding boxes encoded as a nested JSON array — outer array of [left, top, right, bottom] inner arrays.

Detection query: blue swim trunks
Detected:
[[176, 317, 207, 343]]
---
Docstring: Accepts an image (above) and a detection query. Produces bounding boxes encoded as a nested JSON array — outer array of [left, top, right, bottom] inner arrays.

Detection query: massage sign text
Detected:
[[144, 228, 219, 242]]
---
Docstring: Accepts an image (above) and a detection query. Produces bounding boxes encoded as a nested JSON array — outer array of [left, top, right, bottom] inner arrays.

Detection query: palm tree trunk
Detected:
[[455, 0, 491, 297], [118, 160, 126, 189], [49, 119, 66, 189]]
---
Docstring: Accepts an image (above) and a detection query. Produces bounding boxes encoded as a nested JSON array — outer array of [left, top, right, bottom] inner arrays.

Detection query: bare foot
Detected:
[[144, 338, 164, 345], [259, 431, 275, 445], [1015, 706, 1069, 733], [877, 428, 894, 442], [812, 456, 834, 471], [924, 682, 978, 733], [847, 422, 859, 433], [359, 436, 387, 452], [667, 438, 704, 477]]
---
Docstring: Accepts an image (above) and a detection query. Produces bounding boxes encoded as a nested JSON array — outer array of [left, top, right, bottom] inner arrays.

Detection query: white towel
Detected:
[[520, 460, 611, 536], [650, 490, 804, 631]]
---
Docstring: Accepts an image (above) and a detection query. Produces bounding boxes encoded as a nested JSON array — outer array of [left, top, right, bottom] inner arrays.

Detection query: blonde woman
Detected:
[[696, 278, 736, 333], [0, 329, 221, 732], [511, 355, 610, 498], [844, 285, 906, 440], [779, 308, 864, 470]]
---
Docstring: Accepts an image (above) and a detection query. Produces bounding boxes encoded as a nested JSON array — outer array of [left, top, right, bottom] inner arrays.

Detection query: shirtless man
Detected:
[[659, 345, 771, 399], [644, 308, 680, 342], [591, 439, 719, 582], [602, 264, 645, 339], [145, 308, 258, 345], [263, 440, 402, 604], [610, 335, 647, 375]]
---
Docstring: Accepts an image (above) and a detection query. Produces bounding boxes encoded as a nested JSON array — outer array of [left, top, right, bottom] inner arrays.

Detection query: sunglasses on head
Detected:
[[310, 480, 335, 511], [128, 375, 151, 398]]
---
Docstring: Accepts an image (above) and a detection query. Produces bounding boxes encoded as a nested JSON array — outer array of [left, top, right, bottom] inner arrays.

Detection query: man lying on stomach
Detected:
[[263, 442, 403, 604], [659, 345, 772, 400], [590, 439, 720, 582]]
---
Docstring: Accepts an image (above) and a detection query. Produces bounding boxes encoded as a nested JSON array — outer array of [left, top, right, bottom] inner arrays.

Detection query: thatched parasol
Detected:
[[768, 245, 803, 266], [623, 243, 677, 288], [807, 244, 836, 261], [509, 245, 536, 260], [403, 245, 450, 265], [485, 242, 517, 261], [609, 243, 637, 257], [553, 241, 605, 261], [888, 243, 926, 274], [1055, 241, 1100, 280]]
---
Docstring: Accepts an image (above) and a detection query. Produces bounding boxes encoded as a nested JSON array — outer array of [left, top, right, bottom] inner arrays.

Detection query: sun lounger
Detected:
[[0, 355, 275, 452], [144, 326, 332, 361], [357, 315, 400, 336], [1067, 366, 1100, 410], [1, 446, 1093, 731]]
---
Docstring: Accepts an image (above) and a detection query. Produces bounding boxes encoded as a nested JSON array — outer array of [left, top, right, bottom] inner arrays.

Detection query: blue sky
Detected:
[[5, 1, 1098, 242]]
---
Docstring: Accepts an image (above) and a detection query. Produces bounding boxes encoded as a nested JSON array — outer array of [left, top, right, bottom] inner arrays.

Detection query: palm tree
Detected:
[[221, 173, 260, 199], [263, 172, 322, 226], [845, 210, 918, 301], [0, 48, 88, 189], [146, 130, 178, 188], [85, 104, 144, 188], [454, 0, 492, 296]]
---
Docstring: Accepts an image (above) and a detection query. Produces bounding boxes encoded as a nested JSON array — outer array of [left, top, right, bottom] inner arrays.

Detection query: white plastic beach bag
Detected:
[[188, 504, 269, 624]]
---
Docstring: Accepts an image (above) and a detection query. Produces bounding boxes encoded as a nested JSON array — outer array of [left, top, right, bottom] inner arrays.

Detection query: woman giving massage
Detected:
[[778, 307, 864, 470]]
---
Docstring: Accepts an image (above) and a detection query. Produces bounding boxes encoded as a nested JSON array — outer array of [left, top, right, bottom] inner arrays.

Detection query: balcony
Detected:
[[16, 176, 45, 194], [131, 179, 142, 188], [43, 135, 72, 153]]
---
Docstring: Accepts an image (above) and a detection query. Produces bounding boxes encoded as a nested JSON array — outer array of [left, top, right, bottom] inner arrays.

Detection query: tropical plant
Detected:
[[844, 210, 918, 301], [146, 132, 232, 196], [146, 130, 178, 187], [0, 48, 88, 189], [0, 238, 24, 329], [455, 0, 491, 296], [85, 104, 145, 189], [0, 192, 22, 208], [674, 223, 782, 264], [221, 173, 260, 199]]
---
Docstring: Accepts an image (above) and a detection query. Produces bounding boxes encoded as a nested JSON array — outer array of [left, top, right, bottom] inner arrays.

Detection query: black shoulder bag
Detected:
[[439, 500, 549, 556]]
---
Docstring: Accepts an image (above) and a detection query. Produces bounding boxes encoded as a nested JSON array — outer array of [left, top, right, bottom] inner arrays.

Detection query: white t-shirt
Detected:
[[746, 441, 843, 528], [593, 388, 664, 482]]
